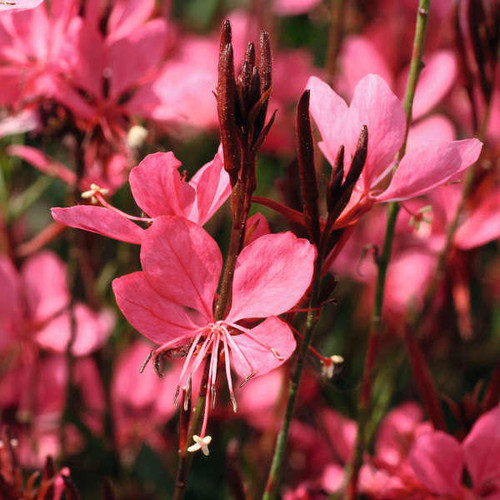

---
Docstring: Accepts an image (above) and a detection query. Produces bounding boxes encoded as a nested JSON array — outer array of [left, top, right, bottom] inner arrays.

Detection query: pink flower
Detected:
[[51, 149, 230, 244], [272, 0, 322, 16], [0, 251, 113, 356], [112, 216, 316, 453], [409, 406, 500, 498], [307, 74, 482, 226]]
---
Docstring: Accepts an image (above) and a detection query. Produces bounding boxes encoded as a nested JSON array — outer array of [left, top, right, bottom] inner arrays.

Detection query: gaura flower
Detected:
[[51, 149, 230, 244], [306, 74, 482, 227], [112, 216, 316, 454]]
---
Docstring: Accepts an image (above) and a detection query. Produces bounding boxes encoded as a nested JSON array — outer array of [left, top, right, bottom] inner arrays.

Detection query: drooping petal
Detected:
[[112, 272, 204, 345], [348, 74, 406, 190], [409, 431, 464, 497], [8, 145, 76, 184], [230, 316, 296, 378], [51, 206, 144, 244], [188, 150, 231, 225], [129, 152, 195, 218], [463, 406, 500, 495], [108, 19, 166, 99], [306, 76, 349, 166], [227, 232, 316, 322], [376, 139, 483, 202], [140, 216, 222, 319]]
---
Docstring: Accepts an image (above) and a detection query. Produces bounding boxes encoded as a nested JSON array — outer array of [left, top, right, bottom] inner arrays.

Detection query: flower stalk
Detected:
[[263, 92, 367, 500], [346, 1, 431, 497], [172, 21, 274, 500]]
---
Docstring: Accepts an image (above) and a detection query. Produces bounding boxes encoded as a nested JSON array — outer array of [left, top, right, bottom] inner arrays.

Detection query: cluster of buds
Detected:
[[217, 20, 274, 211]]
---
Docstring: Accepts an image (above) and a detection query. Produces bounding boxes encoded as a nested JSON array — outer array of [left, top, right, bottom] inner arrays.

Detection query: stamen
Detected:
[[223, 329, 256, 381], [139, 351, 153, 373], [177, 333, 204, 389], [222, 334, 238, 412], [226, 321, 284, 360], [239, 371, 257, 388]]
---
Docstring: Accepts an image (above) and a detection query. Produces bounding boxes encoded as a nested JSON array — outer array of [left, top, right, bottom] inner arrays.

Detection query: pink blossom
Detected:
[[409, 406, 500, 498], [307, 74, 482, 227], [51, 149, 230, 244], [112, 216, 316, 453], [0, 251, 113, 356]]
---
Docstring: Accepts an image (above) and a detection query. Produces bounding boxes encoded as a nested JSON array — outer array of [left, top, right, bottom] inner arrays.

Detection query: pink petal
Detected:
[[72, 24, 105, 100], [230, 316, 296, 379], [129, 152, 195, 218], [399, 51, 458, 120], [339, 36, 394, 98], [36, 304, 114, 356], [348, 74, 406, 190], [375, 401, 424, 467], [272, 0, 321, 15], [0, 109, 40, 137], [8, 145, 76, 184], [407, 115, 456, 150], [463, 406, 500, 494], [306, 76, 348, 166], [112, 272, 204, 345], [0, 256, 23, 345], [108, 19, 166, 100], [21, 251, 69, 323], [188, 150, 231, 225], [409, 431, 464, 496], [107, 0, 155, 43], [377, 139, 483, 202], [140, 216, 222, 319], [455, 189, 500, 250], [244, 213, 271, 246], [321, 409, 357, 463], [51, 206, 144, 244], [227, 232, 316, 322]]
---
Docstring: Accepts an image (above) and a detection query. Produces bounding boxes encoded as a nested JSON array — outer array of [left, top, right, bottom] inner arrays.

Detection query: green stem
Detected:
[[263, 256, 323, 500], [172, 153, 255, 500], [346, 1, 430, 497]]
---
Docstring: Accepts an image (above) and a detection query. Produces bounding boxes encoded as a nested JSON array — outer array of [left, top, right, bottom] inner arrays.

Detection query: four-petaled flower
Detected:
[[112, 216, 316, 453]]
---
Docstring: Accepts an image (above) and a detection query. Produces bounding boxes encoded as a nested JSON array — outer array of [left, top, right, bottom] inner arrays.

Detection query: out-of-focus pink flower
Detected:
[[0, 250, 113, 356], [0, 1, 79, 108], [0, 0, 43, 12], [272, 0, 321, 16], [409, 405, 500, 498], [51, 149, 230, 244], [111, 341, 188, 455], [307, 74, 482, 225], [339, 36, 457, 120], [112, 216, 316, 453]]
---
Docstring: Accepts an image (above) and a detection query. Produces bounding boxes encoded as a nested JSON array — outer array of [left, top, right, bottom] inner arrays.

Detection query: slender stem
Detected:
[[172, 151, 255, 500], [346, 2, 430, 497], [325, 0, 347, 84], [263, 256, 323, 500]]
